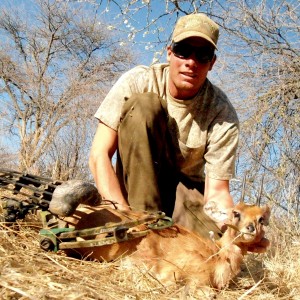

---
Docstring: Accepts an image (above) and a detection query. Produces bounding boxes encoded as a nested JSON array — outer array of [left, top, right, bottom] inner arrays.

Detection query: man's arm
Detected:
[[204, 176, 234, 230], [204, 176, 234, 208], [89, 122, 130, 210]]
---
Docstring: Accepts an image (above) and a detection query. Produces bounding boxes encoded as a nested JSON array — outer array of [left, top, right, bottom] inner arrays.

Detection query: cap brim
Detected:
[[173, 31, 218, 49]]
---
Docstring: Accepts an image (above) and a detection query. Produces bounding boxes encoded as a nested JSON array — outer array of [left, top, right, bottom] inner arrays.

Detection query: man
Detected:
[[89, 13, 239, 237]]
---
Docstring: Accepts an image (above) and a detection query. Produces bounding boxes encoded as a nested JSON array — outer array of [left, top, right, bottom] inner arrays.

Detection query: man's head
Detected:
[[167, 14, 219, 100]]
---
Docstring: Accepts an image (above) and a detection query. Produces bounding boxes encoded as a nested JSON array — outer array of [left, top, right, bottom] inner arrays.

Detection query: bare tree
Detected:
[[40, 120, 95, 181], [0, 0, 134, 175], [211, 0, 299, 216]]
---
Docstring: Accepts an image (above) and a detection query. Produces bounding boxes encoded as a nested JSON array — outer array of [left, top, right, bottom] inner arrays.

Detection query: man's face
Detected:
[[167, 37, 216, 100]]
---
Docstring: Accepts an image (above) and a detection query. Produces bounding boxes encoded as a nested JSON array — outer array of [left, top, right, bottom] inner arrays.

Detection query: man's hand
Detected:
[[203, 200, 231, 232], [203, 177, 234, 231], [109, 201, 131, 212]]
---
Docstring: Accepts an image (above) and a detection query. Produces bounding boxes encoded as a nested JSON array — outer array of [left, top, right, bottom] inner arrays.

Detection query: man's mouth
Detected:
[[181, 72, 197, 79]]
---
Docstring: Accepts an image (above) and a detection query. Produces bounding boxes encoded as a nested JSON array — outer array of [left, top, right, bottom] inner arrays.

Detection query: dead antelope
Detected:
[[58, 201, 270, 290]]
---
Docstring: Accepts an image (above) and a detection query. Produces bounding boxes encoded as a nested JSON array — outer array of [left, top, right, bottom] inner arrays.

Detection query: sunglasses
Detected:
[[171, 42, 215, 64]]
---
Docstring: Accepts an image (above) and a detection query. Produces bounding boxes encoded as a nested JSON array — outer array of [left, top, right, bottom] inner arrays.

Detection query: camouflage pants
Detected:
[[116, 92, 222, 238]]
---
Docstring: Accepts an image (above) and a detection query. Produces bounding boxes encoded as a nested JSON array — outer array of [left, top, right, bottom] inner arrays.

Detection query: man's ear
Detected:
[[209, 55, 217, 70], [167, 45, 172, 62]]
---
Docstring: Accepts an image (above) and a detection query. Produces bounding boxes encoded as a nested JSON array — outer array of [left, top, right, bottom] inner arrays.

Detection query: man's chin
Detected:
[[175, 84, 201, 99]]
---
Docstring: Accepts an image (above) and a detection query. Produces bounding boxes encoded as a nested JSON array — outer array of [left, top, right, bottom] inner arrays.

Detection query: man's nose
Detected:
[[185, 53, 198, 67]]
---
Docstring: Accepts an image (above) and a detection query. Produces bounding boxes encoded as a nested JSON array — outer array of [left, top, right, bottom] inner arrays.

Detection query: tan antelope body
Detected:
[[61, 202, 270, 290]]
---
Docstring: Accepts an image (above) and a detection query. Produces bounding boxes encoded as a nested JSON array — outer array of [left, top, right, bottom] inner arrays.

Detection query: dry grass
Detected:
[[1, 193, 300, 299]]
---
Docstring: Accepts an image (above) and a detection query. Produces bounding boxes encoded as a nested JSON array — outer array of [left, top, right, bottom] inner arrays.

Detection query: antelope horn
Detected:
[[256, 175, 264, 206], [240, 173, 247, 203]]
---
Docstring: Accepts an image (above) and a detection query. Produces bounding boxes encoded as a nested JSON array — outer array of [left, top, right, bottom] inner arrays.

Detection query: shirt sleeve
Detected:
[[94, 66, 149, 130], [204, 101, 239, 180]]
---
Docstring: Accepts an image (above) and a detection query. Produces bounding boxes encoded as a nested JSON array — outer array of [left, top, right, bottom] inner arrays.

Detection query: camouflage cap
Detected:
[[172, 13, 219, 49]]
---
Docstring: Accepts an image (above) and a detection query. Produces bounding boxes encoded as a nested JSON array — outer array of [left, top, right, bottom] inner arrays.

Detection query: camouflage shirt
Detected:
[[95, 63, 239, 182]]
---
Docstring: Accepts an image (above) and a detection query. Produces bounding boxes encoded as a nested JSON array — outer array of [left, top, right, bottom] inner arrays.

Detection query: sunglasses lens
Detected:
[[195, 48, 215, 63], [171, 42, 214, 63], [171, 43, 193, 59]]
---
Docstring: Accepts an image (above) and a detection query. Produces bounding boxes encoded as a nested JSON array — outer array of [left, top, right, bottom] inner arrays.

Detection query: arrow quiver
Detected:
[[0, 168, 63, 222]]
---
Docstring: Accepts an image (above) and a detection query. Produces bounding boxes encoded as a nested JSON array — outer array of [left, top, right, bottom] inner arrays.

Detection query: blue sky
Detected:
[[0, 0, 233, 66]]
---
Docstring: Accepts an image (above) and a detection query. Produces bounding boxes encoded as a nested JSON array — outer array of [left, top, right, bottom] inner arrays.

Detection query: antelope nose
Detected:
[[247, 224, 255, 232]]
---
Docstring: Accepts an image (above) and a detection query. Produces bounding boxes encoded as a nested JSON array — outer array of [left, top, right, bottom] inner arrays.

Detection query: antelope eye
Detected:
[[233, 211, 241, 220], [258, 217, 265, 225]]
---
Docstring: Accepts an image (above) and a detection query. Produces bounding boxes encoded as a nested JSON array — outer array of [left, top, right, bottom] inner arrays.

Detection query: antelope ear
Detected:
[[261, 205, 271, 226]]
